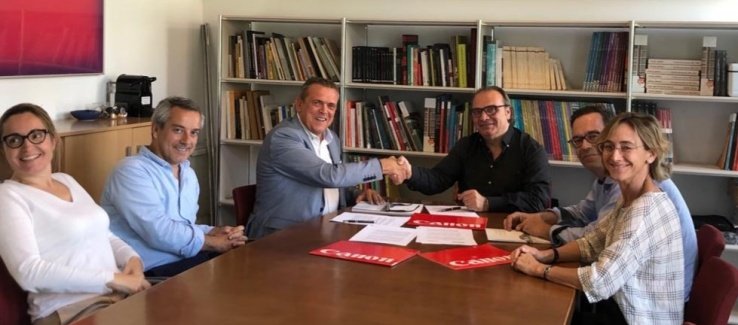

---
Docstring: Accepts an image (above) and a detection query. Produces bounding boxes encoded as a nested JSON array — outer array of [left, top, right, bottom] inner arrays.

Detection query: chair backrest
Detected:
[[684, 256, 738, 325], [0, 258, 30, 325], [232, 184, 257, 227], [697, 224, 725, 270]]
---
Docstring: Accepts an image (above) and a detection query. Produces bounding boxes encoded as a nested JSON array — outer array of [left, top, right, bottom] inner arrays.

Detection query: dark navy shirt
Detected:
[[406, 126, 551, 212]]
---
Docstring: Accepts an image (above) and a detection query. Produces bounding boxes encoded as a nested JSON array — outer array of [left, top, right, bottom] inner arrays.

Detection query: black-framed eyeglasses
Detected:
[[596, 141, 644, 155], [567, 131, 600, 148], [470, 104, 509, 118], [1, 129, 49, 149]]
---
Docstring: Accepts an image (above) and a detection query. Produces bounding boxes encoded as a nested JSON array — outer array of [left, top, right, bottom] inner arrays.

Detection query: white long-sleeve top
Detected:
[[0, 173, 139, 320]]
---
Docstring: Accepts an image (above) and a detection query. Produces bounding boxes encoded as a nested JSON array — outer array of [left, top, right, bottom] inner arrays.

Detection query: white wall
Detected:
[[0, 0, 205, 120], [202, 0, 738, 22]]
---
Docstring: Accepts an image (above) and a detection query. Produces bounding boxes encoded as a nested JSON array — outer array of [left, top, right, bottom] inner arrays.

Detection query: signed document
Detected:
[[416, 227, 477, 246], [349, 224, 417, 246], [331, 212, 410, 227]]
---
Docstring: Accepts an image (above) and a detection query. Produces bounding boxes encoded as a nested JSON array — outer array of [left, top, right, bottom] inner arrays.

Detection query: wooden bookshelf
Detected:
[[216, 17, 738, 220]]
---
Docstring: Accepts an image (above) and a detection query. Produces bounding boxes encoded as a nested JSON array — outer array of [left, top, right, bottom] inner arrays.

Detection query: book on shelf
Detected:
[[453, 35, 468, 88], [397, 101, 423, 151], [714, 50, 728, 96], [719, 113, 737, 170], [500, 46, 566, 90], [582, 31, 628, 93], [631, 34, 647, 94], [645, 59, 701, 96], [230, 30, 340, 81], [512, 99, 616, 162], [700, 36, 717, 96], [422, 97, 437, 153], [718, 112, 738, 171], [223, 89, 296, 141]]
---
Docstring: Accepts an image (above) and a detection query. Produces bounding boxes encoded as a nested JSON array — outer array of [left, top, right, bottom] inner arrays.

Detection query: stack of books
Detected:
[[645, 59, 701, 96]]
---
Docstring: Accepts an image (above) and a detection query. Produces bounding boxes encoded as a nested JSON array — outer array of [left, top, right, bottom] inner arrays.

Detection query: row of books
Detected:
[[227, 30, 341, 81], [222, 89, 294, 140], [344, 95, 472, 153], [719, 112, 738, 171], [500, 46, 568, 90], [510, 99, 617, 161], [582, 31, 629, 93], [350, 34, 472, 88]]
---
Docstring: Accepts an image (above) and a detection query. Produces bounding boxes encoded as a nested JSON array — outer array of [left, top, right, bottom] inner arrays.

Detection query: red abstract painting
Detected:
[[0, 0, 103, 77]]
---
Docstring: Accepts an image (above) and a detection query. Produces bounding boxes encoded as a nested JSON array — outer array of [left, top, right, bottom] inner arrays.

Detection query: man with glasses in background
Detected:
[[504, 106, 697, 300], [396, 86, 551, 212]]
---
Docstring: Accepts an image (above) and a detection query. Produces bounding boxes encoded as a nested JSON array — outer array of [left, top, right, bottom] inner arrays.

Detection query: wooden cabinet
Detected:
[[0, 118, 150, 201], [55, 118, 151, 202]]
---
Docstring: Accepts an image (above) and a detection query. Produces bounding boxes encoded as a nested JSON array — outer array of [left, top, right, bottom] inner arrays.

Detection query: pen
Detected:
[[343, 220, 374, 224], [440, 206, 465, 212]]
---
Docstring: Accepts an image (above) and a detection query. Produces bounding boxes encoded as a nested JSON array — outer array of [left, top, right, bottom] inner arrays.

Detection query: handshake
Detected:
[[379, 156, 412, 185]]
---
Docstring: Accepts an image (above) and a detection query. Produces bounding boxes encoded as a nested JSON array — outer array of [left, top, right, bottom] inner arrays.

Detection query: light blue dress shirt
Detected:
[[101, 146, 212, 270]]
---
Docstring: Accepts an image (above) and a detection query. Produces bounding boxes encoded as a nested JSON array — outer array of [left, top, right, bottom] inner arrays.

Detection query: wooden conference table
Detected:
[[75, 213, 575, 325]]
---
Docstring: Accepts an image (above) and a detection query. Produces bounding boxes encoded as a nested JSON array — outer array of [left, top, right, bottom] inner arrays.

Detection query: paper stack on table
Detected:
[[486, 229, 550, 244]]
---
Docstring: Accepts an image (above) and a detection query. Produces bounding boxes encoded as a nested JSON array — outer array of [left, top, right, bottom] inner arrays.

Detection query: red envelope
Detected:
[[406, 213, 487, 230], [420, 244, 511, 270], [310, 240, 418, 267]]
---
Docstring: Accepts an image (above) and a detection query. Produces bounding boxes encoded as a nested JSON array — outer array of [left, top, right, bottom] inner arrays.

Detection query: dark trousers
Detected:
[[573, 297, 627, 325], [144, 251, 220, 277]]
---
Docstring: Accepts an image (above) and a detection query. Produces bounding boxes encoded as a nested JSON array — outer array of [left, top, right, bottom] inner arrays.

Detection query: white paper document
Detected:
[[424, 205, 480, 217], [416, 227, 477, 246], [331, 212, 410, 227], [486, 228, 551, 244], [349, 224, 417, 246], [352, 201, 424, 216]]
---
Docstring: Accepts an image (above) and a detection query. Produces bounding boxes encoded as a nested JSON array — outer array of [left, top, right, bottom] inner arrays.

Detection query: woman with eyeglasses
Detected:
[[400, 86, 551, 213], [0, 103, 150, 325], [510, 112, 684, 324]]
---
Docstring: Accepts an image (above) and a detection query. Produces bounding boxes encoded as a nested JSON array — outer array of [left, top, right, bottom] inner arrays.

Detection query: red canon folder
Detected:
[[309, 240, 418, 267], [406, 213, 488, 230], [420, 244, 511, 270]]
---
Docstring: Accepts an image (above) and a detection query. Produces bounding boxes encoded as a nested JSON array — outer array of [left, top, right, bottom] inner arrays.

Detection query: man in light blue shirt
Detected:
[[504, 105, 697, 300], [102, 97, 246, 276]]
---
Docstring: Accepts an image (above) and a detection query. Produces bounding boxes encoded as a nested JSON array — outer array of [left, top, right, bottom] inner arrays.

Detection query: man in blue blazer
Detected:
[[246, 77, 408, 239]]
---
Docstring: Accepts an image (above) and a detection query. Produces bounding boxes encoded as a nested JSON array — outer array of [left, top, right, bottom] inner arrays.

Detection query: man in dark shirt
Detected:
[[401, 86, 551, 212]]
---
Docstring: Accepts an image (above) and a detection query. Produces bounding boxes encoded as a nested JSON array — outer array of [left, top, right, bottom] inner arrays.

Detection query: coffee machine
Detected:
[[115, 74, 157, 117]]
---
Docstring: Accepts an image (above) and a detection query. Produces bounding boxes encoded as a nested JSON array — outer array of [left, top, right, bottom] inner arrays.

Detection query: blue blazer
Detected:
[[246, 117, 383, 238]]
